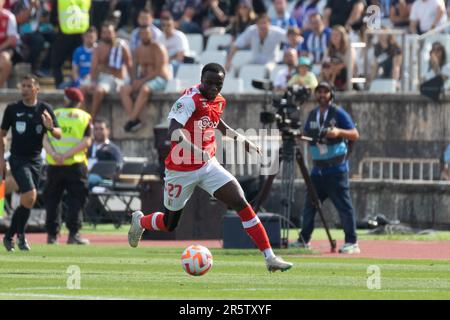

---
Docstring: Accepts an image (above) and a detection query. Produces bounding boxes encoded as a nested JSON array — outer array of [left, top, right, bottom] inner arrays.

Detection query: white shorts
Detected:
[[97, 73, 124, 93], [164, 157, 236, 211]]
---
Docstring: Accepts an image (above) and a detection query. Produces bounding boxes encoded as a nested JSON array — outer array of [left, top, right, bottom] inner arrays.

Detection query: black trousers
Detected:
[[50, 33, 82, 87], [44, 163, 88, 236]]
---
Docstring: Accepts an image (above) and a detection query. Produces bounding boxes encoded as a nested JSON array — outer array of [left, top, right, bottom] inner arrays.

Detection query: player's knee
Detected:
[[230, 198, 249, 212], [21, 191, 37, 209]]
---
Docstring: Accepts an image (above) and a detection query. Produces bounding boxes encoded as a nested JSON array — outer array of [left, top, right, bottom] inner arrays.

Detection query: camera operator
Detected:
[[293, 81, 360, 254]]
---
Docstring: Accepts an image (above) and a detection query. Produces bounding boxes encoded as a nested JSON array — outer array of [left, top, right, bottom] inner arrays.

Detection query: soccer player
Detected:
[[1, 75, 61, 252], [128, 63, 293, 272]]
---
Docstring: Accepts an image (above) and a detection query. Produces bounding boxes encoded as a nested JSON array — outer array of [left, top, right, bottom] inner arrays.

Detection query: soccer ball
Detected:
[[181, 244, 213, 276]]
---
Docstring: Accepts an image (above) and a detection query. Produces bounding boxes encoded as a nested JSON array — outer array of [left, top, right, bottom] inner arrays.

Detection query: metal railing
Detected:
[[358, 157, 441, 181]]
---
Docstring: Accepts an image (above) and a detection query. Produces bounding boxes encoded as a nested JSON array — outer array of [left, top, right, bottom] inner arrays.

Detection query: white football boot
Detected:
[[128, 211, 144, 248], [266, 256, 293, 273]]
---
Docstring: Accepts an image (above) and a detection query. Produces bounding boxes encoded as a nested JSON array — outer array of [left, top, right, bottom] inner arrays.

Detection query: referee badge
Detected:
[[36, 124, 43, 134], [16, 121, 26, 134]]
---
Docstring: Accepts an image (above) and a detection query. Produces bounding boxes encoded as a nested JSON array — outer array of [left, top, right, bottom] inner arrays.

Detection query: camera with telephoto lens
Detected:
[[252, 80, 311, 136]]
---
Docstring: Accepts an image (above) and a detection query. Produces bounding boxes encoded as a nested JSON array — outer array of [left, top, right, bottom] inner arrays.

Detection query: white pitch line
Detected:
[[0, 292, 129, 300]]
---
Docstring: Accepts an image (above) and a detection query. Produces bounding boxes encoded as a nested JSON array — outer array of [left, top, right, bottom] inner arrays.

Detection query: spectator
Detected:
[[270, 0, 297, 30], [274, 47, 298, 91], [409, 0, 447, 34], [227, 0, 256, 40], [50, 0, 91, 88], [300, 12, 331, 67], [370, 30, 402, 82], [72, 27, 98, 91], [163, 0, 202, 34], [87, 118, 123, 188], [287, 56, 318, 90], [324, 25, 355, 91], [11, 0, 55, 75], [0, 0, 18, 88], [422, 42, 450, 90], [390, 0, 415, 28], [282, 26, 303, 55], [120, 26, 171, 133], [89, 21, 132, 120], [225, 13, 287, 73], [441, 143, 450, 180], [198, 0, 230, 34], [292, 0, 327, 30], [129, 8, 162, 53], [160, 12, 190, 76], [323, 0, 366, 31]]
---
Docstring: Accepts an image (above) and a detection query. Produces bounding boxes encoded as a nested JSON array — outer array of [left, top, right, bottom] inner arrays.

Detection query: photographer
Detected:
[[293, 81, 360, 254]]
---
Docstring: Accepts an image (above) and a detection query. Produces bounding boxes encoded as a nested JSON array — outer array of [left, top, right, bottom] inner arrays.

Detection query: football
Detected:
[[181, 245, 213, 276]]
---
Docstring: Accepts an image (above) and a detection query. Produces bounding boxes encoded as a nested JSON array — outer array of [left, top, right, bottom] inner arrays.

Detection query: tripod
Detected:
[[253, 131, 337, 252]]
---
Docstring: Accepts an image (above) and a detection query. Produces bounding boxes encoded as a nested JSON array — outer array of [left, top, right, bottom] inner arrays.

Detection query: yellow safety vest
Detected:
[[47, 108, 91, 166], [58, 0, 91, 35]]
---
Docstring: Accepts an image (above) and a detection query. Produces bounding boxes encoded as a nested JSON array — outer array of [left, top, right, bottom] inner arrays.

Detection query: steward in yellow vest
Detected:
[[43, 87, 92, 245]]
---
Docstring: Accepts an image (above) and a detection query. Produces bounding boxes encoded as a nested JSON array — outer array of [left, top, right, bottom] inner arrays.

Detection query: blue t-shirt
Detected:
[[304, 105, 356, 175], [72, 46, 94, 80]]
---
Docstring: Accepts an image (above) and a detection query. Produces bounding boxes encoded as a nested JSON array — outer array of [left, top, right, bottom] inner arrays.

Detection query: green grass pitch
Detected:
[[1, 244, 450, 300]]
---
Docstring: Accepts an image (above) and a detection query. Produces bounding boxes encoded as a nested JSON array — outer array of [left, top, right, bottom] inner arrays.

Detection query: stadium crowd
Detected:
[[1, 1, 450, 127]]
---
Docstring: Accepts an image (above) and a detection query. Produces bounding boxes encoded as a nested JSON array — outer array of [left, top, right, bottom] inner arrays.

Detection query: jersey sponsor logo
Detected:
[[197, 116, 219, 130], [16, 112, 24, 117], [27, 114, 33, 118], [36, 124, 43, 134], [173, 102, 184, 113], [15, 121, 26, 134]]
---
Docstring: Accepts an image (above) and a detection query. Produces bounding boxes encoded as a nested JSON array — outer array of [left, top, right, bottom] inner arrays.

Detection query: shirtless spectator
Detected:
[[0, 0, 18, 88], [89, 21, 132, 120], [120, 27, 171, 133]]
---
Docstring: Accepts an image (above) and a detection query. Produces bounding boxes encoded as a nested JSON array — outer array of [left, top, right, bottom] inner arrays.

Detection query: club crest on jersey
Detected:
[[197, 116, 218, 130], [36, 124, 43, 134], [16, 121, 26, 134]]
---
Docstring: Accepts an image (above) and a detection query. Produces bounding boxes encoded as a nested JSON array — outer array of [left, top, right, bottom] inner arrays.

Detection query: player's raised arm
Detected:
[[218, 119, 261, 154]]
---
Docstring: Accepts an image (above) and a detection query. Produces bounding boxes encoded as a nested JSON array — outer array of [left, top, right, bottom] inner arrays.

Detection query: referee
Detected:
[[1, 75, 61, 252], [43, 87, 92, 245]]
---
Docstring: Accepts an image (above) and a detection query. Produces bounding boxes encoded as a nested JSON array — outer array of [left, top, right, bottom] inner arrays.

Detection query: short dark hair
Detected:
[[139, 8, 153, 16], [94, 117, 110, 128], [102, 20, 116, 30], [201, 63, 226, 78], [22, 74, 39, 87], [86, 26, 98, 34], [256, 13, 270, 22]]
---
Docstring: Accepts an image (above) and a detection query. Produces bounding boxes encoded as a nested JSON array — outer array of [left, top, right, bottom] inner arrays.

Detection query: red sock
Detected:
[[237, 205, 271, 251], [140, 212, 168, 232]]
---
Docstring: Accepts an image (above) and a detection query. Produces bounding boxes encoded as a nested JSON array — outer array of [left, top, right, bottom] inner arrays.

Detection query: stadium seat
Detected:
[[238, 64, 268, 93], [270, 64, 287, 83], [221, 77, 244, 94], [206, 34, 232, 51], [176, 64, 203, 88], [164, 79, 181, 93], [185, 34, 204, 60], [229, 50, 253, 77], [369, 79, 398, 93], [199, 50, 227, 66]]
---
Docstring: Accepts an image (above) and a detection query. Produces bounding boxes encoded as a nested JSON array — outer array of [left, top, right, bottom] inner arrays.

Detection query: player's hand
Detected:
[[325, 127, 341, 139], [42, 110, 54, 130]]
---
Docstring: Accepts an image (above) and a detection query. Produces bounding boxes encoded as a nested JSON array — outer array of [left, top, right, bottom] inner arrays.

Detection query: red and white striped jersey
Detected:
[[165, 85, 226, 172]]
